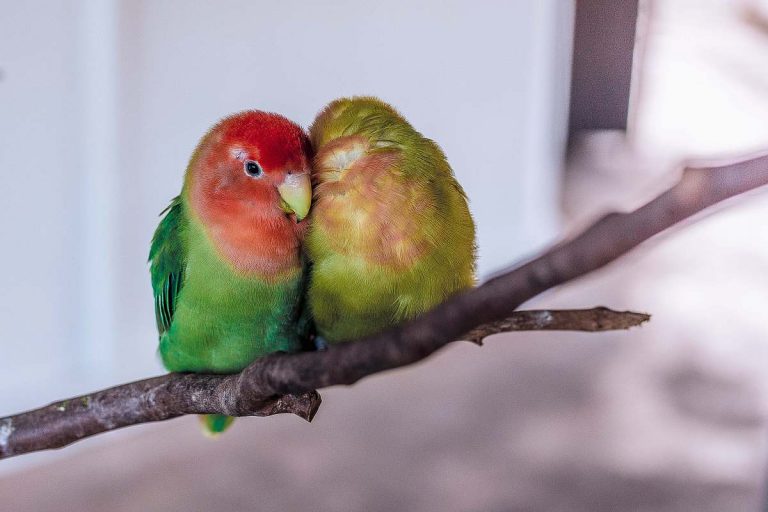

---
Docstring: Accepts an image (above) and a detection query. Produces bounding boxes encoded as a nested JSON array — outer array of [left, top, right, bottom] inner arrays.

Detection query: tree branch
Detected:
[[462, 307, 650, 344], [0, 307, 646, 458], [2, 153, 767, 460]]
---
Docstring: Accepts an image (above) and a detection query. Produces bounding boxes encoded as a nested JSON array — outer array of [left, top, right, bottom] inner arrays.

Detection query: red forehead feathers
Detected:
[[210, 111, 309, 170]]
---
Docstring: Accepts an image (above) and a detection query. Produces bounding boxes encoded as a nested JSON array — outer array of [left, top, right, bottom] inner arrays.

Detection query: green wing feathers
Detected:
[[149, 199, 237, 436], [149, 196, 186, 337]]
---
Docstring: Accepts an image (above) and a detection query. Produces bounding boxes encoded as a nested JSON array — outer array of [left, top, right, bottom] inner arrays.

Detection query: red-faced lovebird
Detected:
[[149, 111, 312, 434]]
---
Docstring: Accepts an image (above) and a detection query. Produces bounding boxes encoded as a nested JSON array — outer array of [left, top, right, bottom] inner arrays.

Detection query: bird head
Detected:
[[187, 111, 312, 223]]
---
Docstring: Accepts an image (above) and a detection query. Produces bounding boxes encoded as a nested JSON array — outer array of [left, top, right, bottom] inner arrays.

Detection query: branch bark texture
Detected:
[[2, 153, 767, 459], [463, 307, 650, 344]]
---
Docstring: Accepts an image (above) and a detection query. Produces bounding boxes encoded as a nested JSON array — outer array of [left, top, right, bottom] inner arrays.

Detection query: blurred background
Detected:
[[1, 0, 768, 510]]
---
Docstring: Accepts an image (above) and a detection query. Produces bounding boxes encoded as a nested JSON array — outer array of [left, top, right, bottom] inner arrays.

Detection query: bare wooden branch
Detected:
[[2, 152, 767, 460], [0, 379, 321, 458], [0, 307, 644, 458], [462, 307, 650, 344]]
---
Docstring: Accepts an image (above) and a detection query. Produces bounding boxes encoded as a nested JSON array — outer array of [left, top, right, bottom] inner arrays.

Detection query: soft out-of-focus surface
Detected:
[[0, 338, 657, 512], [1, 238, 766, 512], [3, 0, 768, 511], [635, 0, 768, 157]]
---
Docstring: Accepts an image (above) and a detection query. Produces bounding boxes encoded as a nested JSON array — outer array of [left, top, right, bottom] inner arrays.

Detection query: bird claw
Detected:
[[314, 336, 329, 351]]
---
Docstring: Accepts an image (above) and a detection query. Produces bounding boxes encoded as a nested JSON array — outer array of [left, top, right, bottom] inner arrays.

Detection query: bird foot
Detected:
[[314, 336, 329, 351]]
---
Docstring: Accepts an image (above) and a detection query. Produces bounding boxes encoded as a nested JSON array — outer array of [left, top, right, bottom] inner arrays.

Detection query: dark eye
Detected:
[[244, 160, 263, 178]]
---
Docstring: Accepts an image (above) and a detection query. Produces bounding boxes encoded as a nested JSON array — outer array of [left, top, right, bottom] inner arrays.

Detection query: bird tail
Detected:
[[199, 414, 235, 436]]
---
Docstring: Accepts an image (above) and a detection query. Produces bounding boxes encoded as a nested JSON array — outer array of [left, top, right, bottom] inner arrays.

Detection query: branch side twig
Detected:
[[462, 307, 650, 344], [2, 152, 767, 459]]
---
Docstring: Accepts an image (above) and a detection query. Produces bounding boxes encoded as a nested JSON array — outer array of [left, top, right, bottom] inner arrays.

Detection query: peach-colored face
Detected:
[[192, 112, 310, 214], [311, 136, 432, 270], [188, 112, 312, 278]]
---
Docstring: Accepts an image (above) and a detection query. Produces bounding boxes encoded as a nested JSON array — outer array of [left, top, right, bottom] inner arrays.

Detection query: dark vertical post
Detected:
[[568, 0, 640, 133]]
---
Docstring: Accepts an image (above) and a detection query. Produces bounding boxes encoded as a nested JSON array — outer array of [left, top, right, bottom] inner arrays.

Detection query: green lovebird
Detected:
[[149, 111, 313, 434], [306, 97, 476, 343]]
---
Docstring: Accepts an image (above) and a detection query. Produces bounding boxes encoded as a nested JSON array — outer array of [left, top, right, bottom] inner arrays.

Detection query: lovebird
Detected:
[[306, 97, 476, 343], [149, 111, 312, 434]]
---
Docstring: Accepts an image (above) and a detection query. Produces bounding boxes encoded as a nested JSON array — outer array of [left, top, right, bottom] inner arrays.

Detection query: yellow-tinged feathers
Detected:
[[306, 97, 476, 342]]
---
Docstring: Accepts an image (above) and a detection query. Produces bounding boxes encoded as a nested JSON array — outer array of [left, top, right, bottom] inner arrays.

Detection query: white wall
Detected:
[[0, 1, 86, 413], [0, 0, 573, 422]]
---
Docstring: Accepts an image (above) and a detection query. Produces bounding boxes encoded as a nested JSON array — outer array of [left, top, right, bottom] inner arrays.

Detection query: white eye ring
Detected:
[[244, 160, 264, 178]]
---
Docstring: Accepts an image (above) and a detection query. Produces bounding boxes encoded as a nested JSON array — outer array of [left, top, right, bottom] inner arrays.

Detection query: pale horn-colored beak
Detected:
[[277, 172, 312, 222]]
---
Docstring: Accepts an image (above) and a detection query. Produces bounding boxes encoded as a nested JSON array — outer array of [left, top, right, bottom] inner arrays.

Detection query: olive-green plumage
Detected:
[[306, 97, 476, 343], [149, 111, 313, 434]]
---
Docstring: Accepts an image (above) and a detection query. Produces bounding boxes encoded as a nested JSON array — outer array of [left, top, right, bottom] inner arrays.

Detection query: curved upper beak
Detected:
[[277, 172, 312, 222]]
